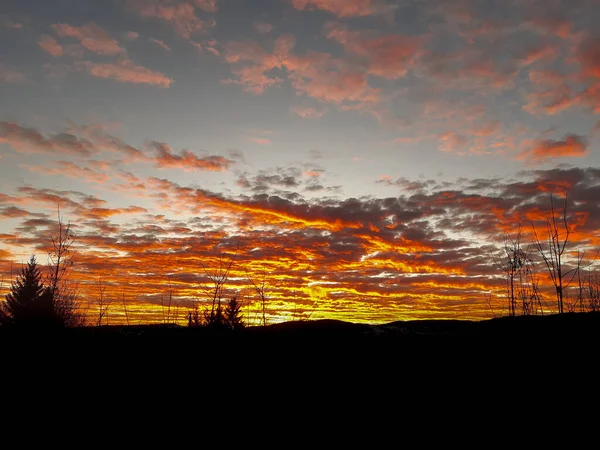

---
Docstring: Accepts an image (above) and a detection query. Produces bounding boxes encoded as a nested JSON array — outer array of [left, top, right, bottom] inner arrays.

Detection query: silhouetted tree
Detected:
[[204, 302, 224, 328], [199, 243, 239, 326], [45, 209, 85, 327], [246, 264, 275, 326], [94, 278, 111, 326], [0, 255, 55, 327], [532, 194, 580, 314], [224, 296, 244, 330]]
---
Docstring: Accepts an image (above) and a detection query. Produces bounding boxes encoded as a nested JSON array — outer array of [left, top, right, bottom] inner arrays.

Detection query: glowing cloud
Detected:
[[53, 22, 124, 55], [38, 35, 63, 56], [82, 59, 173, 87], [152, 142, 234, 171], [518, 134, 589, 163]]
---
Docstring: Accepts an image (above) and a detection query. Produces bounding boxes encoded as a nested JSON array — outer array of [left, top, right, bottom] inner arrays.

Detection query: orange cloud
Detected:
[[327, 25, 425, 79], [518, 134, 588, 163], [580, 37, 600, 79], [53, 22, 124, 55], [438, 131, 468, 154], [291, 0, 383, 17], [149, 37, 172, 51], [38, 35, 63, 56], [0, 206, 30, 218], [152, 142, 234, 171], [82, 59, 173, 87], [21, 161, 110, 184], [224, 35, 380, 111], [127, 0, 209, 39]]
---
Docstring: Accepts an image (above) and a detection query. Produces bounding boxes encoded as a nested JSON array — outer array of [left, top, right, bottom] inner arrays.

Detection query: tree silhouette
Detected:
[[532, 194, 581, 314], [224, 296, 244, 330], [0, 255, 54, 327], [46, 209, 84, 327]]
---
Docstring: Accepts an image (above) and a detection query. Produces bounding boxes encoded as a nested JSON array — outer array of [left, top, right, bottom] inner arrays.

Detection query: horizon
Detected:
[[1, 0, 600, 325]]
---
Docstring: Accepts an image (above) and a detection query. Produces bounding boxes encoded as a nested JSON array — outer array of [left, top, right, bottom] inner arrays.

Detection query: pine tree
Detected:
[[224, 297, 244, 330], [0, 255, 53, 326]]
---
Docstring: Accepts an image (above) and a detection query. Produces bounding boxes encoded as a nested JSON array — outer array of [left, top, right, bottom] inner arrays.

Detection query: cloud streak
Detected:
[[82, 59, 173, 87]]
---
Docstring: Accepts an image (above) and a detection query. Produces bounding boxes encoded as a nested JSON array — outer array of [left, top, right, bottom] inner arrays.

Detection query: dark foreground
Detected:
[[2, 312, 599, 353], [2, 313, 598, 402]]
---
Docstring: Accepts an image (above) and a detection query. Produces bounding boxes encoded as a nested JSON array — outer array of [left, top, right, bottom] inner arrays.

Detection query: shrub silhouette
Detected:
[[187, 296, 244, 330]]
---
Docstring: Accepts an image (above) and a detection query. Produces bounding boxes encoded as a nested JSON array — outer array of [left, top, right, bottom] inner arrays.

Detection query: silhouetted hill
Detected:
[[3, 312, 600, 341]]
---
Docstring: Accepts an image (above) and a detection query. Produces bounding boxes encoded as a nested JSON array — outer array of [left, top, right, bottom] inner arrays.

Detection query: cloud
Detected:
[[246, 137, 271, 145], [290, 106, 327, 119], [151, 141, 234, 171], [326, 24, 425, 79], [254, 22, 273, 34], [193, 0, 218, 12], [4, 165, 600, 322], [126, 31, 140, 40], [52, 22, 124, 55], [0, 64, 26, 83], [290, 0, 386, 18], [438, 132, 469, 154], [38, 35, 63, 56], [127, 0, 211, 39], [237, 167, 302, 192], [21, 161, 110, 184], [224, 35, 380, 111], [149, 38, 172, 51], [82, 59, 173, 87], [0, 206, 30, 219], [0, 122, 97, 157], [518, 134, 589, 163], [0, 15, 23, 29]]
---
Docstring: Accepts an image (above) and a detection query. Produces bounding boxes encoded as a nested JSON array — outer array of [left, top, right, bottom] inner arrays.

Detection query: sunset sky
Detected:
[[1, 0, 600, 325]]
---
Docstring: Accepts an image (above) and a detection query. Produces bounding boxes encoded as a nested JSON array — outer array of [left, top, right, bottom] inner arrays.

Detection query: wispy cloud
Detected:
[[149, 37, 172, 51], [0, 64, 26, 83], [81, 59, 173, 87], [151, 141, 234, 171], [0, 122, 96, 157], [291, 0, 389, 18], [53, 22, 124, 55], [126, 0, 213, 39], [290, 106, 327, 119]]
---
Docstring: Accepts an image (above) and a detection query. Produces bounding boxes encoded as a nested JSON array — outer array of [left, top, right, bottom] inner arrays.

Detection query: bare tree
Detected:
[[492, 226, 543, 316], [531, 194, 580, 314], [246, 264, 275, 327], [47, 207, 85, 327], [121, 292, 130, 326], [198, 242, 239, 326], [94, 278, 111, 326], [585, 271, 600, 312]]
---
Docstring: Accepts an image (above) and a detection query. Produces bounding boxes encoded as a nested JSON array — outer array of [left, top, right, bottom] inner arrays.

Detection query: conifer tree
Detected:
[[224, 296, 244, 330], [0, 255, 52, 326]]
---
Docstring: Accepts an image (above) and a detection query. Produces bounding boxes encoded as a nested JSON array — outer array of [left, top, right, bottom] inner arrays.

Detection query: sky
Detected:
[[1, 0, 600, 325]]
